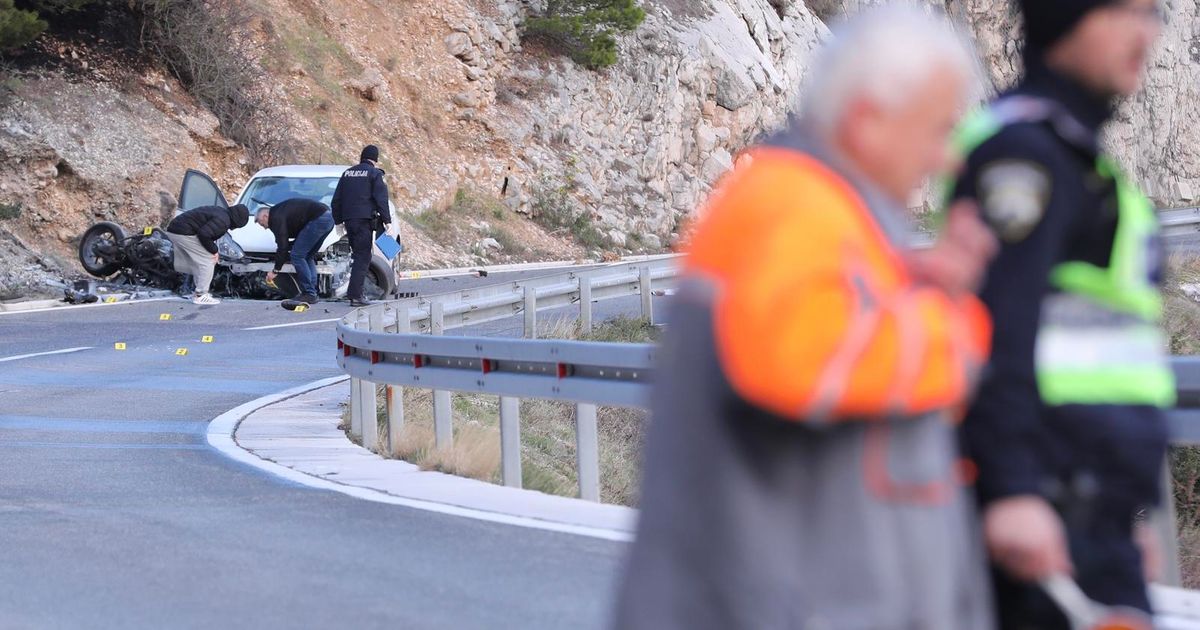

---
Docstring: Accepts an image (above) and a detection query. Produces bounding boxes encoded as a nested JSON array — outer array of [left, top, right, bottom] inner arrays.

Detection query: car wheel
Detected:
[[365, 256, 396, 300], [79, 222, 127, 278]]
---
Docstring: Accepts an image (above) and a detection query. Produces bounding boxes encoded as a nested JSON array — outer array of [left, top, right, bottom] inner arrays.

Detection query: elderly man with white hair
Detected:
[[612, 5, 999, 629]]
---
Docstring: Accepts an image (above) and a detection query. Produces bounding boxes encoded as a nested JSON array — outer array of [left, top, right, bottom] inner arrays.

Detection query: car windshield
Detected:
[[239, 177, 340, 213]]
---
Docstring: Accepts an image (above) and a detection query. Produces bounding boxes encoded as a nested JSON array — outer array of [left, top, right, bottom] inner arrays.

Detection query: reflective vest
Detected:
[[951, 97, 1176, 408], [686, 146, 991, 421]]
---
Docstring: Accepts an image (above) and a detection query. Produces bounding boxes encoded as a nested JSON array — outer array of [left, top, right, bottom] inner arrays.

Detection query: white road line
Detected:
[[243, 318, 342, 331], [0, 296, 180, 316], [0, 347, 93, 363]]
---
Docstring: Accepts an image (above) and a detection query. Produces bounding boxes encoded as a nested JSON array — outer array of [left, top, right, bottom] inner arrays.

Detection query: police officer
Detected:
[[331, 144, 391, 307], [950, 1, 1168, 627]]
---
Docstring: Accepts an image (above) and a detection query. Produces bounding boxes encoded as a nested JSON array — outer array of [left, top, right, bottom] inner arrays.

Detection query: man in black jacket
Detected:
[[166, 203, 249, 305], [331, 144, 391, 307], [255, 198, 335, 305]]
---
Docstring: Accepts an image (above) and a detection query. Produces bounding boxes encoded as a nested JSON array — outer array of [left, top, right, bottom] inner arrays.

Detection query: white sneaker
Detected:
[[192, 293, 220, 305]]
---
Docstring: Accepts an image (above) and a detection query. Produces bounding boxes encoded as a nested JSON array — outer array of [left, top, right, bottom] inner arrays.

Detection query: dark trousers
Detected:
[[344, 218, 374, 300], [291, 211, 334, 297], [994, 511, 1149, 629]]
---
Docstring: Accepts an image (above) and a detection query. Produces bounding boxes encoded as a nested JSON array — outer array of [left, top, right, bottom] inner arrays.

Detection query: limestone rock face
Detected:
[[466, 0, 826, 237], [461, 0, 1198, 238]]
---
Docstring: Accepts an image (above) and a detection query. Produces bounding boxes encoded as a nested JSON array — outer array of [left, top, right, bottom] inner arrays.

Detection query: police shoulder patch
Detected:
[[977, 160, 1052, 243]]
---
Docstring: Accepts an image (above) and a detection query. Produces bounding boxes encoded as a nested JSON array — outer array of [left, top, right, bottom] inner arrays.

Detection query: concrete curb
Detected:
[[207, 377, 637, 542]]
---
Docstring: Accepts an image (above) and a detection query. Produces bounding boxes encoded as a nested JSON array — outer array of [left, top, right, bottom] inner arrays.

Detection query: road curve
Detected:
[[0, 269, 633, 629]]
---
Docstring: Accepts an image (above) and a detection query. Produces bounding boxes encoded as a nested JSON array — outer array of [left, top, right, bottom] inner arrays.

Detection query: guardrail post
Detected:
[[361, 308, 384, 453], [1156, 456, 1183, 586], [579, 278, 593, 334], [431, 301, 453, 449], [430, 301, 445, 336], [386, 306, 410, 456], [360, 379, 378, 453], [349, 378, 363, 441], [639, 266, 653, 324], [500, 396, 522, 488], [576, 403, 600, 502], [524, 286, 537, 339]]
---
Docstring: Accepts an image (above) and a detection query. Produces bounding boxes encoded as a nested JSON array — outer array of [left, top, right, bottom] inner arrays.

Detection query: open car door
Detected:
[[177, 169, 244, 264], [178, 169, 228, 212]]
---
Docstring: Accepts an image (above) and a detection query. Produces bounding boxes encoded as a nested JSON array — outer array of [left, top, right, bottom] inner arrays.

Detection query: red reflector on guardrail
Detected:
[[337, 339, 344, 350], [343, 344, 353, 358], [414, 355, 424, 368], [557, 363, 571, 379], [371, 351, 381, 364], [482, 359, 494, 374]]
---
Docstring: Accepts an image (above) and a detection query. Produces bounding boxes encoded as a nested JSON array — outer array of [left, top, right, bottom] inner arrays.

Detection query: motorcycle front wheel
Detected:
[[78, 222, 127, 278]]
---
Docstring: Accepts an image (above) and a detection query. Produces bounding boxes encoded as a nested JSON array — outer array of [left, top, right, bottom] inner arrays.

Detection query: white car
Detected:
[[179, 166, 398, 299]]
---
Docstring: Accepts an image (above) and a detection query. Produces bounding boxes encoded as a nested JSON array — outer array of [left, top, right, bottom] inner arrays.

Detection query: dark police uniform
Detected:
[[951, 59, 1171, 628], [331, 159, 391, 301]]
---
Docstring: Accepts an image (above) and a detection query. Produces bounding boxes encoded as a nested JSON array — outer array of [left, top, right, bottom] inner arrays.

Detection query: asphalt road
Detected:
[[0, 267, 647, 629]]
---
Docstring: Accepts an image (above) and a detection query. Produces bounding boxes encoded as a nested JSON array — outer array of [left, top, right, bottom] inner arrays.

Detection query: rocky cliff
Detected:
[[0, 0, 1197, 298]]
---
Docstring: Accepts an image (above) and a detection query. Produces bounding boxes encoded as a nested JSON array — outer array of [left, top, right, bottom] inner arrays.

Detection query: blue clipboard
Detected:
[[375, 234, 403, 261]]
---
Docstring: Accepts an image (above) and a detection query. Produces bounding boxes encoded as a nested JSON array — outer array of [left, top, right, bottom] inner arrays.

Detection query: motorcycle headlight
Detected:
[[217, 234, 245, 262]]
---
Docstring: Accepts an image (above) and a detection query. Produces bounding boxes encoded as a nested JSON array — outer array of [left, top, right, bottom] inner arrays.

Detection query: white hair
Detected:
[[802, 4, 981, 134]]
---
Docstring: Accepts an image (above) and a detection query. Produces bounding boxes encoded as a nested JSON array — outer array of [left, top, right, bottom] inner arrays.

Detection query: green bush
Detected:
[[0, 0, 46, 50], [0, 202, 20, 220], [1, 0, 108, 50], [524, 0, 645, 70]]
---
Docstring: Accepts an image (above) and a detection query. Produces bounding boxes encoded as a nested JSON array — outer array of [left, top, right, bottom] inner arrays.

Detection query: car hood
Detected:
[[229, 222, 343, 255]]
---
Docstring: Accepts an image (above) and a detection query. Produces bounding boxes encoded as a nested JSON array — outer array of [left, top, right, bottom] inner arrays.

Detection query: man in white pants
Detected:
[[165, 203, 250, 305]]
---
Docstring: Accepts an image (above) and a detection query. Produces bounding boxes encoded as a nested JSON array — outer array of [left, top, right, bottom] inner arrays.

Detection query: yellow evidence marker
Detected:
[[104, 296, 119, 304], [144, 227, 154, 236], [160, 313, 172, 321], [294, 304, 309, 313], [175, 348, 189, 356], [201, 336, 214, 343], [114, 343, 126, 350]]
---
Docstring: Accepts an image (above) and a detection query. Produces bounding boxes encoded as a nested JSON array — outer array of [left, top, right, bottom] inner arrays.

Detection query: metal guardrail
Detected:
[[338, 265, 1200, 584], [336, 257, 677, 501], [913, 207, 1200, 248], [1161, 207, 1200, 240]]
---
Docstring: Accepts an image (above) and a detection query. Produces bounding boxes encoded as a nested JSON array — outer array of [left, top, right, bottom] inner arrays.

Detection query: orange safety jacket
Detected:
[[686, 147, 991, 422]]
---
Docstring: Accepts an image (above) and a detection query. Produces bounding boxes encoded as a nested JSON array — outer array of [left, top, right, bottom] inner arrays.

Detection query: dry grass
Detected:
[[1165, 253, 1200, 354], [1165, 254, 1200, 586], [387, 388, 502, 483], [345, 316, 655, 506]]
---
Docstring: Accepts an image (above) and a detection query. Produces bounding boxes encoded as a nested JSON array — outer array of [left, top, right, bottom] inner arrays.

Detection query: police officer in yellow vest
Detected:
[[950, 1, 1169, 627]]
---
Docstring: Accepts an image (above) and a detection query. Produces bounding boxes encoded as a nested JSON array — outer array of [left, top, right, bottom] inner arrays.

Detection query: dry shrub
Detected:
[[1180, 523, 1200, 588], [136, 0, 298, 168]]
